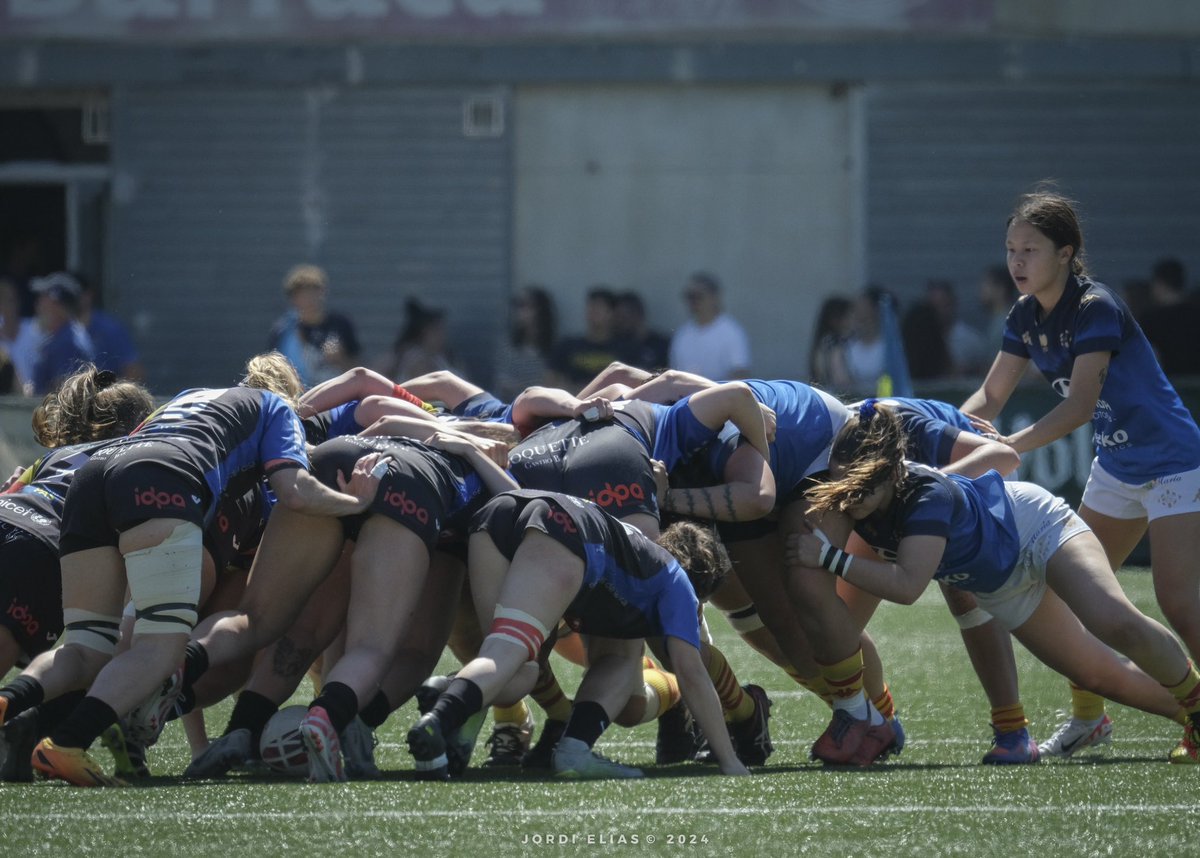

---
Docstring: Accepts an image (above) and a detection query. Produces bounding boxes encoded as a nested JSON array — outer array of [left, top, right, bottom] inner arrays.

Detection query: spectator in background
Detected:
[[1140, 257, 1200, 376], [669, 272, 751, 380], [28, 272, 94, 395], [843, 286, 913, 397], [0, 277, 34, 393], [901, 299, 953, 381], [808, 295, 853, 390], [548, 286, 625, 390], [379, 297, 459, 382], [268, 264, 360, 387], [1, 230, 46, 319], [978, 264, 1017, 352], [1121, 278, 1153, 324], [614, 289, 670, 371], [926, 278, 988, 376], [75, 272, 144, 383], [493, 285, 557, 401]]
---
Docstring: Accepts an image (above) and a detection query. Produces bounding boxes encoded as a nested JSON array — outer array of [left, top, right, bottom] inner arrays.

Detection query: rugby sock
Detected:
[[359, 691, 392, 730], [788, 669, 834, 706], [430, 677, 484, 734], [309, 681, 358, 735], [1164, 661, 1200, 723], [990, 703, 1029, 733], [819, 649, 869, 720], [49, 696, 118, 750], [1070, 684, 1106, 720], [492, 700, 530, 726], [225, 690, 279, 746], [531, 664, 573, 723], [642, 667, 682, 723], [705, 645, 752, 723], [643, 655, 658, 670], [33, 690, 87, 736], [183, 641, 209, 686], [0, 676, 45, 722], [872, 684, 896, 722], [563, 701, 610, 749]]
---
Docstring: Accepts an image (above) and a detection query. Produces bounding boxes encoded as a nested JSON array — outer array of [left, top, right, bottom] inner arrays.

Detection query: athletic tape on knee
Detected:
[[723, 602, 765, 634], [126, 522, 203, 635], [488, 605, 550, 662], [699, 611, 714, 646], [62, 609, 122, 654], [953, 606, 994, 630]]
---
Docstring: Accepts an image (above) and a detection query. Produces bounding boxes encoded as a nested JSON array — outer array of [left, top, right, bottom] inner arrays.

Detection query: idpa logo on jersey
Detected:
[[133, 487, 188, 510], [6, 598, 40, 637], [588, 482, 645, 509], [383, 489, 432, 525]]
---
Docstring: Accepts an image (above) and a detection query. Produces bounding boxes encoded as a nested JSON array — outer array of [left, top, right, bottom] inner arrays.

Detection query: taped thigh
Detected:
[[488, 605, 551, 662], [126, 522, 203, 635]]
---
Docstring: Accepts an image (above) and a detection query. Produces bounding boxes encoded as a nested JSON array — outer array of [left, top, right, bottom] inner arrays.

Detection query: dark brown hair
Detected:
[[1008, 187, 1088, 277], [32, 364, 154, 448], [656, 520, 731, 600], [806, 400, 908, 514]]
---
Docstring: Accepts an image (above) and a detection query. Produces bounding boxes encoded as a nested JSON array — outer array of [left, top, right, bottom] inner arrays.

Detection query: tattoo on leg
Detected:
[[272, 636, 315, 680], [685, 491, 696, 517], [723, 484, 737, 521], [702, 488, 717, 520]]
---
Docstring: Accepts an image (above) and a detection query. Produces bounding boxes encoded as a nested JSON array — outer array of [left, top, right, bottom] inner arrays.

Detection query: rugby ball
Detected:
[[259, 705, 310, 777]]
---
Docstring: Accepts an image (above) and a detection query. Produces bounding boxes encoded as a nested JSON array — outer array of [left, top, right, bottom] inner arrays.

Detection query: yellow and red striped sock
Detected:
[[990, 703, 1028, 733], [531, 666, 572, 723], [642, 668, 681, 722], [872, 684, 896, 722], [1164, 661, 1200, 720], [819, 649, 865, 711], [705, 646, 752, 723]]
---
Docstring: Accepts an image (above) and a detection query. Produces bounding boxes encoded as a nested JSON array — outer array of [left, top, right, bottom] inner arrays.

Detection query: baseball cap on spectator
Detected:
[[31, 272, 83, 307]]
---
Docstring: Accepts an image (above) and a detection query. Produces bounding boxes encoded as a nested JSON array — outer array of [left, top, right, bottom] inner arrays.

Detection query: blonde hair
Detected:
[[656, 520, 731, 600], [32, 364, 155, 448], [806, 400, 908, 515], [283, 264, 328, 295], [242, 351, 305, 410]]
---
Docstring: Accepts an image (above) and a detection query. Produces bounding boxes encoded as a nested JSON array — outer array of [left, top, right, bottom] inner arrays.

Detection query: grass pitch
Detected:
[[3, 568, 1196, 856]]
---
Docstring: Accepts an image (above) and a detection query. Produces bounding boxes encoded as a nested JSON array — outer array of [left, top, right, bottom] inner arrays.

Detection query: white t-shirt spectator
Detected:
[[669, 313, 751, 380]]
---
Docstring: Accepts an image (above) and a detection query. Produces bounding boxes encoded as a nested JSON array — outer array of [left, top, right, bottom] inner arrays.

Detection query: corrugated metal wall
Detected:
[[866, 84, 1200, 314], [109, 86, 511, 396]]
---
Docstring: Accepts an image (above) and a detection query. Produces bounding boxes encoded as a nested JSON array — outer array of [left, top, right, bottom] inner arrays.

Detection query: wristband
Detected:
[[370, 460, 390, 479], [817, 542, 853, 578]]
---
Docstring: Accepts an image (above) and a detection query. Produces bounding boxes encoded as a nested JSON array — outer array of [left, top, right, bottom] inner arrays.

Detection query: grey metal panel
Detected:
[[866, 84, 1200, 317], [108, 85, 510, 395], [4, 39, 1198, 90]]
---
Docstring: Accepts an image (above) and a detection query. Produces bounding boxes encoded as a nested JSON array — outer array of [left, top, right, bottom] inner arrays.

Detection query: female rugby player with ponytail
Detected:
[[961, 189, 1200, 763], [787, 402, 1200, 761], [1, 353, 385, 786]]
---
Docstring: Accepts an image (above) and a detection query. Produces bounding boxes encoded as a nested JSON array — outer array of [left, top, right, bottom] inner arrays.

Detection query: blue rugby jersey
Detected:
[[303, 402, 363, 445], [3, 441, 110, 550], [873, 397, 979, 468], [691, 380, 848, 495], [1002, 275, 1200, 483], [473, 489, 702, 649], [852, 463, 1020, 594], [119, 387, 309, 510]]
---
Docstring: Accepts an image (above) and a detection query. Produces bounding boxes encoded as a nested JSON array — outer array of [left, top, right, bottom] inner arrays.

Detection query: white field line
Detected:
[[5, 805, 1196, 822]]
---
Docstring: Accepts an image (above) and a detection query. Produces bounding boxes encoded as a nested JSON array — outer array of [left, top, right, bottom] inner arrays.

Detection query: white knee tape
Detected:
[[126, 522, 203, 635], [954, 606, 994, 630], [723, 603, 765, 634], [62, 609, 122, 654], [699, 611, 714, 646]]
